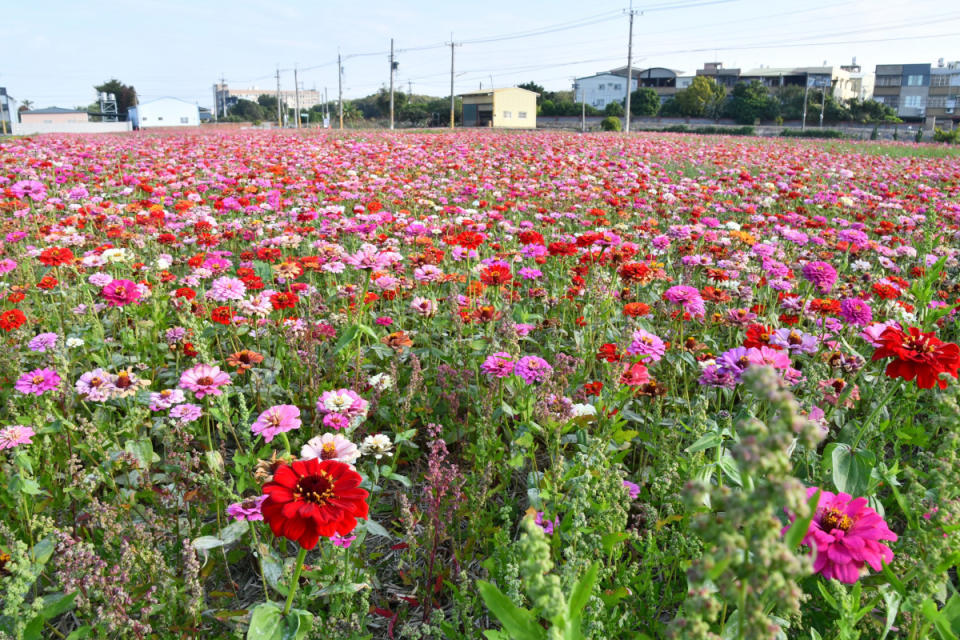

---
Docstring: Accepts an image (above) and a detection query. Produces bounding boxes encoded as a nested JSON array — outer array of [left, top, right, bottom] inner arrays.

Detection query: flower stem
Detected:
[[283, 546, 309, 615]]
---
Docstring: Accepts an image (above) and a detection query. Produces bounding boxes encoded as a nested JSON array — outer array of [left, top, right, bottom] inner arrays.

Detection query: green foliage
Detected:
[[94, 78, 137, 116], [630, 88, 661, 116], [781, 128, 846, 139], [724, 80, 780, 124], [229, 99, 266, 122], [600, 116, 621, 131], [668, 76, 726, 118], [933, 127, 960, 143], [603, 101, 625, 117]]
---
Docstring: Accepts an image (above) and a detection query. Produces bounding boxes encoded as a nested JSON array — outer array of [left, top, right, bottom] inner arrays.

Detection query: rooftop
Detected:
[[24, 107, 86, 114]]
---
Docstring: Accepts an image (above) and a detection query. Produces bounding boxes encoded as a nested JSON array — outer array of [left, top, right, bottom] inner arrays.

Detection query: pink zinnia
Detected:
[[619, 362, 650, 386], [801, 261, 838, 294], [789, 487, 897, 584], [626, 329, 666, 362], [15, 368, 61, 396], [250, 404, 301, 442], [179, 363, 231, 399], [840, 298, 873, 326], [0, 425, 35, 450], [226, 495, 268, 521], [481, 352, 516, 379], [301, 432, 361, 464], [663, 285, 706, 318], [102, 279, 142, 307]]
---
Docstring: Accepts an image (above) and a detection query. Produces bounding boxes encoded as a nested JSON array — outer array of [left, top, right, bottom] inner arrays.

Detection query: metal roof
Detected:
[[23, 107, 86, 114]]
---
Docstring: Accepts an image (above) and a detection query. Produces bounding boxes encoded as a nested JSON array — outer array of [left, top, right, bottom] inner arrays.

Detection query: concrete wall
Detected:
[[21, 112, 89, 124], [12, 121, 132, 135], [131, 99, 199, 128], [492, 88, 537, 129]]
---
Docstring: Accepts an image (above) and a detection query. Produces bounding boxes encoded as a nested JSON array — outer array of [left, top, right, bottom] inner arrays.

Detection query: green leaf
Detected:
[[281, 608, 313, 640], [827, 443, 875, 497], [22, 616, 45, 640], [65, 626, 92, 640], [786, 489, 821, 549], [247, 601, 284, 640], [686, 431, 722, 453], [362, 519, 391, 539], [332, 325, 360, 355], [567, 562, 598, 618], [40, 591, 78, 620], [30, 537, 56, 566], [476, 580, 545, 640]]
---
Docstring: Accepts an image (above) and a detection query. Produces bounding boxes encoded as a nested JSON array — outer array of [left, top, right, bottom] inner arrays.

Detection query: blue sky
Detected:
[[4, 0, 957, 109]]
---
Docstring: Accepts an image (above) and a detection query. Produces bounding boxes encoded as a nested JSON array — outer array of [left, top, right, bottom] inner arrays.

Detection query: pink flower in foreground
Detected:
[[250, 404, 301, 442], [226, 495, 268, 521], [179, 363, 231, 399], [301, 432, 361, 464], [15, 368, 61, 396], [102, 279, 142, 307], [0, 425, 35, 450], [789, 487, 897, 584]]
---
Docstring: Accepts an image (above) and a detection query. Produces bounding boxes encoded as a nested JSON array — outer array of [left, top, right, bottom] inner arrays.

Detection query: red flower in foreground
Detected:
[[261, 459, 369, 549], [0, 309, 26, 332], [871, 326, 960, 390]]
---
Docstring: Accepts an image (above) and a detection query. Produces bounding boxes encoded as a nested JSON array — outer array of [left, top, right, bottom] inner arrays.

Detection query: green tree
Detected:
[[94, 79, 137, 116], [846, 98, 900, 124], [604, 100, 625, 117], [518, 81, 545, 100], [228, 99, 265, 122], [18, 99, 34, 112], [630, 88, 660, 116], [724, 81, 779, 124], [671, 76, 726, 118], [600, 115, 622, 131]]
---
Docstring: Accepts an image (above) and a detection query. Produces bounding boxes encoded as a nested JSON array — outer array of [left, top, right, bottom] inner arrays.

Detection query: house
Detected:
[[632, 67, 685, 104], [696, 62, 741, 89], [128, 97, 199, 129], [873, 64, 932, 120], [20, 107, 89, 124], [572, 72, 636, 110], [924, 61, 959, 126], [459, 87, 537, 128]]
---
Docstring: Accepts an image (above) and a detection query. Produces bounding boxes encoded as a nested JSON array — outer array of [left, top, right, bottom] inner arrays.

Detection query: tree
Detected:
[[630, 88, 660, 116], [94, 79, 137, 115], [228, 99, 265, 122], [18, 99, 34, 113], [601, 116, 622, 131], [724, 81, 779, 124], [671, 76, 726, 118], [604, 101, 625, 117], [846, 98, 900, 124], [518, 82, 545, 100]]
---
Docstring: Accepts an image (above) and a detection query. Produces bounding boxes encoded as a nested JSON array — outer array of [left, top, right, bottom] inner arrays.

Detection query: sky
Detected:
[[3, 0, 958, 110]]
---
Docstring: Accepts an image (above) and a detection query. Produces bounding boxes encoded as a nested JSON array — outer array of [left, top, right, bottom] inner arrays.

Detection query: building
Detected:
[[0, 88, 17, 133], [874, 63, 931, 119], [128, 97, 199, 129], [840, 60, 874, 101], [696, 62, 741, 89], [739, 66, 859, 99], [459, 87, 537, 128], [925, 60, 959, 125], [632, 67, 685, 104], [213, 83, 323, 118], [20, 107, 89, 124], [572, 72, 637, 110]]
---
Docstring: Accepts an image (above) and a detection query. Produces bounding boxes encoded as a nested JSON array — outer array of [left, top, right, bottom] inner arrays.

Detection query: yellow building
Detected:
[[459, 87, 537, 129]]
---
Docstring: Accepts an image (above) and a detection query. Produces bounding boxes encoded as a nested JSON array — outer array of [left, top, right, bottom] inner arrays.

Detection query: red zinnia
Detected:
[[270, 291, 298, 310], [744, 324, 781, 350], [479, 264, 512, 286], [0, 309, 26, 332], [261, 459, 369, 550], [211, 306, 233, 325], [871, 326, 960, 390], [38, 247, 74, 267]]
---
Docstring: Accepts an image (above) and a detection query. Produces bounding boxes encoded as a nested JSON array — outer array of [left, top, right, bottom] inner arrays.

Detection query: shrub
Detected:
[[601, 116, 622, 132], [780, 128, 845, 139], [933, 127, 960, 143]]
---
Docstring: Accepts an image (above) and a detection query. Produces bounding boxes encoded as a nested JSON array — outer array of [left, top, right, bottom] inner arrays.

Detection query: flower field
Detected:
[[1, 130, 960, 640]]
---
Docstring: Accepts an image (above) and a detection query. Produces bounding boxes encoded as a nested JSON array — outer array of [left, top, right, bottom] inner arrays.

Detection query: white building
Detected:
[[128, 97, 199, 129], [573, 72, 637, 110]]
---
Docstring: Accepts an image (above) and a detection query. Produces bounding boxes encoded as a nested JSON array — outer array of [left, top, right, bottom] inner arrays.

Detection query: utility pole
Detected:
[[578, 82, 585, 132], [625, 3, 637, 133], [275, 68, 282, 128], [389, 38, 396, 130], [801, 78, 810, 131], [293, 65, 301, 128], [338, 52, 344, 130], [449, 35, 456, 129], [819, 78, 829, 128], [408, 80, 413, 96]]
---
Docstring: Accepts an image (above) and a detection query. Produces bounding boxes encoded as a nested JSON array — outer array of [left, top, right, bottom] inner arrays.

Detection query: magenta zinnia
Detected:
[[250, 404, 301, 442], [790, 487, 897, 584], [179, 363, 231, 399], [102, 279, 142, 307]]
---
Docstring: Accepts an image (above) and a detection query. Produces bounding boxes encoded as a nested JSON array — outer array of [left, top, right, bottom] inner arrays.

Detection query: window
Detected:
[[158, 116, 164, 121], [928, 96, 947, 108], [598, 83, 605, 90], [932, 74, 949, 87], [518, 111, 527, 118], [180, 117, 189, 123], [613, 83, 622, 90], [503, 111, 512, 118], [903, 95, 925, 108], [142, 117, 148, 121], [906, 74, 925, 86], [876, 75, 901, 87]]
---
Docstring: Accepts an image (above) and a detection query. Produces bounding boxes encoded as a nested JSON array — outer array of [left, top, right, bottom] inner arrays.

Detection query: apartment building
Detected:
[[927, 61, 960, 124], [873, 64, 931, 119], [572, 72, 636, 110]]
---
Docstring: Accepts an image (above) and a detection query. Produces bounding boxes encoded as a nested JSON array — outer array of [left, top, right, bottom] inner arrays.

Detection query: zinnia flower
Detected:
[[250, 404, 302, 442], [301, 433, 361, 464], [179, 363, 231, 398], [663, 285, 706, 318], [102, 279, 142, 307], [514, 356, 553, 384], [0, 425, 35, 450], [626, 329, 666, 362], [801, 261, 837, 294], [227, 495, 268, 521], [871, 326, 960, 389], [15, 368, 61, 396], [789, 487, 897, 584], [619, 362, 650, 386], [481, 352, 516, 378], [360, 434, 393, 459], [261, 458, 369, 549]]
